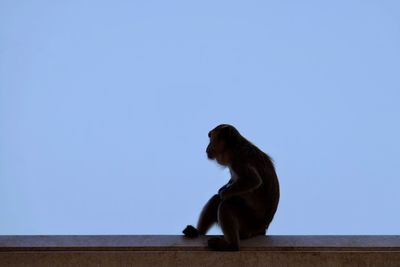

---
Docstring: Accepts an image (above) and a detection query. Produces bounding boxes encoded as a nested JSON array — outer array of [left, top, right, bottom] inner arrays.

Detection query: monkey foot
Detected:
[[207, 237, 239, 251], [182, 225, 199, 238]]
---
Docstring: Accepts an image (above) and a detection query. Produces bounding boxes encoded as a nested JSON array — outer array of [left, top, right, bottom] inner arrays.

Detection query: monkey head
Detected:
[[206, 124, 241, 166]]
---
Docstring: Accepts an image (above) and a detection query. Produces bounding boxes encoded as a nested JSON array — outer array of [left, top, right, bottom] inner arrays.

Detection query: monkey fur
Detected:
[[183, 124, 280, 251]]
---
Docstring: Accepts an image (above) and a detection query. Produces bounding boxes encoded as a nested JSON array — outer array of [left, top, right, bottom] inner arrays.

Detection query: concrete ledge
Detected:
[[1, 235, 400, 267]]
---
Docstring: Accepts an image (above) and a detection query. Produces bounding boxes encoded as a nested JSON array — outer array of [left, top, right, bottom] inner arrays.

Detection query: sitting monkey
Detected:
[[183, 124, 280, 251]]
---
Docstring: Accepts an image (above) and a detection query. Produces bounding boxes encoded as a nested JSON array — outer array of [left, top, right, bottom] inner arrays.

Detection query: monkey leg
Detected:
[[197, 194, 221, 235], [210, 199, 267, 251], [211, 200, 241, 251]]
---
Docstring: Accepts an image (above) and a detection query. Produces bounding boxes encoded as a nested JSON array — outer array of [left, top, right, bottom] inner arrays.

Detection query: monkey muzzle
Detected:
[[206, 146, 215, 159]]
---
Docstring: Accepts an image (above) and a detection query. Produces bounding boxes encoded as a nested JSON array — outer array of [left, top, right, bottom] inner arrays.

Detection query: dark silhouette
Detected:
[[183, 124, 280, 251]]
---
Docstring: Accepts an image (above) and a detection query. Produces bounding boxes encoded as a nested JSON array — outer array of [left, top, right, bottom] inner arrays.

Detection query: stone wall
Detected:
[[1, 235, 399, 267]]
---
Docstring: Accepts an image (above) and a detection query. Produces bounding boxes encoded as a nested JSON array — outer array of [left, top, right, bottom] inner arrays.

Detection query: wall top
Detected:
[[1, 235, 399, 252]]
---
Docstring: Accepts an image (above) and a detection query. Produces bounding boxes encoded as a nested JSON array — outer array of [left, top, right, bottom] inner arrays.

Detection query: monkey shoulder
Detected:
[[229, 160, 264, 179]]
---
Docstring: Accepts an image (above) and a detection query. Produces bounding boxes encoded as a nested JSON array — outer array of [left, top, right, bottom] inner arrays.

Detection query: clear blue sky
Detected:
[[1, 1, 399, 235]]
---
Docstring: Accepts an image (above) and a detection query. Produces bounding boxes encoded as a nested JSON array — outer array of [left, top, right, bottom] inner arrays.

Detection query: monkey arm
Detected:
[[218, 179, 233, 194], [219, 166, 262, 199]]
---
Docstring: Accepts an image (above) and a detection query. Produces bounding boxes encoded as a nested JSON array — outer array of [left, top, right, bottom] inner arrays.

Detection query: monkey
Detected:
[[182, 124, 280, 251]]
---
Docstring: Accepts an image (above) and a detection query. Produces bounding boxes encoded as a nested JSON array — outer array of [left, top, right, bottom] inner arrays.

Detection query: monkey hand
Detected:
[[182, 225, 200, 238]]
